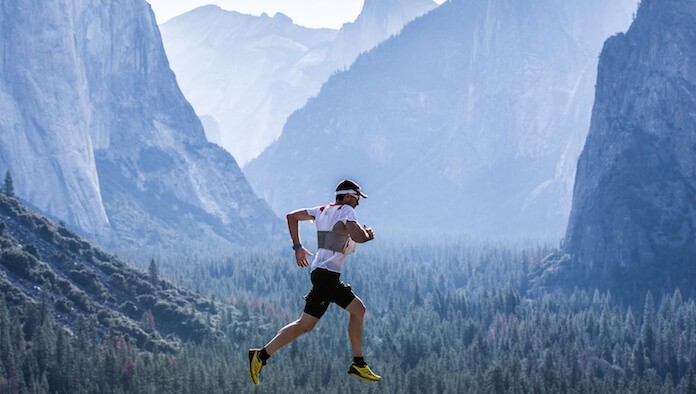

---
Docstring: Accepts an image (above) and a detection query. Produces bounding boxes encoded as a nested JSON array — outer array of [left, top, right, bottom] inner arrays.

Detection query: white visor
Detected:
[[335, 189, 368, 198]]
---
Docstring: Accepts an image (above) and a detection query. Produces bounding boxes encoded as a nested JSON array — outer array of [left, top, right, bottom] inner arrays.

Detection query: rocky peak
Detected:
[[329, 0, 437, 68]]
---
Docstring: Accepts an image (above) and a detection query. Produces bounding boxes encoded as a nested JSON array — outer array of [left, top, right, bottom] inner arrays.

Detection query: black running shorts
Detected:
[[303, 268, 356, 319]]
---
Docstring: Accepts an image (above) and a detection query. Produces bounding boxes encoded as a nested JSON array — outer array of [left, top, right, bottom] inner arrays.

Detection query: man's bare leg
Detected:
[[264, 312, 319, 355], [345, 297, 380, 381], [345, 297, 366, 357]]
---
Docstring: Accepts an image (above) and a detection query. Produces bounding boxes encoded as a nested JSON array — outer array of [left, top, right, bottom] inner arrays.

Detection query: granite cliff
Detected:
[[0, 0, 279, 252], [559, 0, 696, 296]]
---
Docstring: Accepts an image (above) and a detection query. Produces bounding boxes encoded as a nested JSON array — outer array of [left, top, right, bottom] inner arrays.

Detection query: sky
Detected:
[[147, 0, 445, 29]]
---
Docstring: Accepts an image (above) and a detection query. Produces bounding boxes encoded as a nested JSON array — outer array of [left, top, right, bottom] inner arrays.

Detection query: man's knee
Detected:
[[348, 298, 366, 318], [296, 315, 318, 333], [299, 321, 315, 333], [357, 304, 366, 318]]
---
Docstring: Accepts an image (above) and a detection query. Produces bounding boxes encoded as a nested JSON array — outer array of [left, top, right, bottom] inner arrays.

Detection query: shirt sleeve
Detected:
[[305, 205, 322, 219], [340, 205, 358, 224]]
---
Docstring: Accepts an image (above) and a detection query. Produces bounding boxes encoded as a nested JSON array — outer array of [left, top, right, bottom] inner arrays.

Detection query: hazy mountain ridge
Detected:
[[0, 192, 224, 351], [0, 0, 280, 252], [245, 0, 635, 238], [541, 0, 696, 298], [327, 0, 437, 71], [160, 0, 437, 165]]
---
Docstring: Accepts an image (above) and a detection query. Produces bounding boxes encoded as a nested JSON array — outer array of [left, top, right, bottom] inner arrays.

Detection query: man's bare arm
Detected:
[[287, 209, 314, 267], [346, 221, 375, 244]]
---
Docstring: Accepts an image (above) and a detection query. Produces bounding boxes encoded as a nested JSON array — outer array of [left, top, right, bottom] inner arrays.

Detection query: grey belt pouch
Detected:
[[317, 222, 351, 253]]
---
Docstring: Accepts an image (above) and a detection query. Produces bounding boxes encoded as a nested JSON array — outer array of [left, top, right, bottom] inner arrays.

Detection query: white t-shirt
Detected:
[[306, 203, 358, 274]]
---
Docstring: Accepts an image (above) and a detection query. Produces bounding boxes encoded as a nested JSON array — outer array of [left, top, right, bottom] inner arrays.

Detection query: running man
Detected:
[[249, 179, 381, 385]]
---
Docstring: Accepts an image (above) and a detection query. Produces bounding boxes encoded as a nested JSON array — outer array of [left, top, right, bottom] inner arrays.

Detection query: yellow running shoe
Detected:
[[248, 349, 266, 385], [348, 362, 381, 382]]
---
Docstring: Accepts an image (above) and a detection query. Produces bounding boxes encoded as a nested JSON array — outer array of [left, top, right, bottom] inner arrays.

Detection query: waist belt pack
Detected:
[[317, 222, 355, 254]]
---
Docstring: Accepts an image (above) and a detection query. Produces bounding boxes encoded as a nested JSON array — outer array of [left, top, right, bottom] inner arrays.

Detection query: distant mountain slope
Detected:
[[245, 0, 635, 238], [160, 6, 338, 166], [0, 192, 223, 351], [551, 0, 696, 297], [327, 0, 437, 70], [160, 0, 436, 165], [0, 0, 280, 253]]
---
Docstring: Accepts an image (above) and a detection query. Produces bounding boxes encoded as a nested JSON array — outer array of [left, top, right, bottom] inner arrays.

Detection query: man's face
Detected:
[[348, 192, 360, 208]]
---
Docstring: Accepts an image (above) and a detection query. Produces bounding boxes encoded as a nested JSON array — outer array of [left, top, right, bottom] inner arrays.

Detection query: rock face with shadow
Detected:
[[0, 0, 280, 252], [547, 0, 696, 299]]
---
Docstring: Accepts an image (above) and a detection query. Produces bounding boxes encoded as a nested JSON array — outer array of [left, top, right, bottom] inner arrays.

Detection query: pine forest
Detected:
[[3, 233, 696, 393]]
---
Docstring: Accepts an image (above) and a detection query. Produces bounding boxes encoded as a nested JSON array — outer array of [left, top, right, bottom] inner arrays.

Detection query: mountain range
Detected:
[[159, 0, 437, 165], [245, 0, 636, 238]]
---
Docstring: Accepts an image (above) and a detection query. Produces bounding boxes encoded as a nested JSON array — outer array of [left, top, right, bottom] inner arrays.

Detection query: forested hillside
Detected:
[[0, 191, 225, 353]]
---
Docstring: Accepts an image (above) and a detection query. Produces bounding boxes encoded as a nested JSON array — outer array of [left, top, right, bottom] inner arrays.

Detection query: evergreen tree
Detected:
[[3, 171, 14, 196], [633, 339, 648, 377], [485, 365, 506, 394], [149, 258, 159, 284], [641, 292, 657, 365], [141, 310, 156, 333], [0, 298, 10, 361], [412, 283, 423, 308], [682, 367, 696, 393]]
